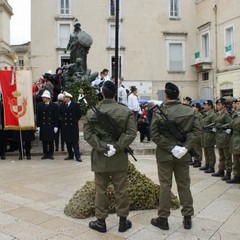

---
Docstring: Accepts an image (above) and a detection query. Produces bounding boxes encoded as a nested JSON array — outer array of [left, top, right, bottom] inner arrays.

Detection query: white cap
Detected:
[[57, 93, 64, 101], [41, 90, 51, 99], [63, 91, 73, 98]]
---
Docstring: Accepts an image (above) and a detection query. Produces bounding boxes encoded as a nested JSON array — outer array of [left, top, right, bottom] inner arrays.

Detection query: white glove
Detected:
[[171, 146, 182, 155], [54, 127, 58, 133], [211, 127, 216, 133], [36, 127, 40, 133], [104, 144, 116, 157], [171, 146, 188, 159], [225, 129, 231, 134]]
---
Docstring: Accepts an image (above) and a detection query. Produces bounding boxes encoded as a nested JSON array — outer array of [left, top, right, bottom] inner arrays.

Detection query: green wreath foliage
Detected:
[[64, 162, 180, 219], [65, 81, 99, 115]]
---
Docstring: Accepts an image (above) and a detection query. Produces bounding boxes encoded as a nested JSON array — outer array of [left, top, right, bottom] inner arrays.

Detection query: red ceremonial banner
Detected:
[[0, 69, 35, 130]]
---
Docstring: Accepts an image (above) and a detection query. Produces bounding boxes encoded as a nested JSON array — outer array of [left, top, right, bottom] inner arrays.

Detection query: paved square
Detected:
[[0, 154, 240, 239]]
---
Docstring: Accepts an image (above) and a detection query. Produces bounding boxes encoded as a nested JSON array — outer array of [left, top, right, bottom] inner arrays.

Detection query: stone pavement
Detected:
[[1, 136, 240, 239]]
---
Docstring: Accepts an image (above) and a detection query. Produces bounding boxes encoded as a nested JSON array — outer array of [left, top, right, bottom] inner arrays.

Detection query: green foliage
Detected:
[[65, 81, 99, 115]]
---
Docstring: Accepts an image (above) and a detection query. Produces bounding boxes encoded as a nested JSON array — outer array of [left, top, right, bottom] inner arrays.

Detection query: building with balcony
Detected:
[[30, 0, 240, 100]]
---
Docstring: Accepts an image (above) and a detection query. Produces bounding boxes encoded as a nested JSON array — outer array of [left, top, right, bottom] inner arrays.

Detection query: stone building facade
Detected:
[[30, 0, 240, 100], [0, 0, 13, 67], [11, 42, 31, 70]]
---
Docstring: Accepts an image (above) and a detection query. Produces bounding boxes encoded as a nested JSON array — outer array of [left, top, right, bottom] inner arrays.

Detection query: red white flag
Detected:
[[0, 69, 35, 130]]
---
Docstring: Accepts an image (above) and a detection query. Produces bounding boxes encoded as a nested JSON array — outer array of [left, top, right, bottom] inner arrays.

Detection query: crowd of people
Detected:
[[1, 75, 240, 233]]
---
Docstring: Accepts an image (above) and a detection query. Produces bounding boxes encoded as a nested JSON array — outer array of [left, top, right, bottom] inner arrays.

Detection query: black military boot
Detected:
[[189, 159, 197, 165], [226, 176, 240, 184], [89, 219, 107, 233], [151, 217, 169, 230], [193, 160, 201, 168], [204, 167, 215, 173], [199, 164, 209, 171], [118, 217, 132, 232], [222, 171, 231, 181], [183, 216, 192, 229], [212, 169, 224, 177]]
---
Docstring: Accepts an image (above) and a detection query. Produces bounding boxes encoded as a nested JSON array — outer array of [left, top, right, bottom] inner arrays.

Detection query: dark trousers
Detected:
[[18, 141, 31, 157], [42, 141, 54, 157], [66, 141, 80, 159], [55, 126, 64, 150]]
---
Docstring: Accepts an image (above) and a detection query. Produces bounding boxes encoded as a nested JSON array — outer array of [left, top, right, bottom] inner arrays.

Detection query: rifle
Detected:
[[216, 123, 229, 131], [202, 122, 215, 131], [80, 95, 138, 161], [150, 104, 199, 158]]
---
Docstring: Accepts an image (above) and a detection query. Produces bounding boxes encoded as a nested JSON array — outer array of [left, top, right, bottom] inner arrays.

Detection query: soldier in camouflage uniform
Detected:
[[189, 103, 203, 168], [212, 98, 232, 180], [226, 98, 240, 184], [199, 100, 216, 173], [83, 81, 137, 233], [151, 82, 201, 230]]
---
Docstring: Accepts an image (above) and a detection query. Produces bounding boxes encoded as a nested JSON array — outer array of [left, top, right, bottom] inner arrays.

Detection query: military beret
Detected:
[[204, 100, 213, 106], [165, 82, 179, 93], [183, 96, 192, 102], [192, 103, 201, 108], [216, 97, 227, 105], [103, 80, 117, 93], [234, 98, 240, 103]]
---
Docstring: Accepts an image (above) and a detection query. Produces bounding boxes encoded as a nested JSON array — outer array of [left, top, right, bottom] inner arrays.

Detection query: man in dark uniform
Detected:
[[151, 83, 201, 230], [83, 81, 137, 233], [212, 98, 232, 180], [199, 100, 216, 173], [60, 91, 82, 162], [36, 90, 58, 160]]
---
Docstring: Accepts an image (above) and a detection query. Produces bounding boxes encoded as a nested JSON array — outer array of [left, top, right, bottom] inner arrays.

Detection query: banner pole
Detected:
[[19, 127, 24, 159]]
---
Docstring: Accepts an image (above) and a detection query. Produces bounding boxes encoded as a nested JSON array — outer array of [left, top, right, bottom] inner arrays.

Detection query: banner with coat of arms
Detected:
[[0, 69, 35, 130]]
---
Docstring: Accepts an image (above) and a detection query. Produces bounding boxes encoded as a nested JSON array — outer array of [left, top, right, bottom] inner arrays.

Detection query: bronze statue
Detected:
[[65, 21, 93, 72], [63, 21, 97, 88]]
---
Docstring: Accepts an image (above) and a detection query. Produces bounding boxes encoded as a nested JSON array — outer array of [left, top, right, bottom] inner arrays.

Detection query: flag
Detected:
[[225, 45, 232, 63], [0, 69, 35, 130], [194, 52, 201, 68]]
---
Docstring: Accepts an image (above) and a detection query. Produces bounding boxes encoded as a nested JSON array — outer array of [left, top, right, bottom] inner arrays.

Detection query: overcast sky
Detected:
[[8, 0, 31, 45]]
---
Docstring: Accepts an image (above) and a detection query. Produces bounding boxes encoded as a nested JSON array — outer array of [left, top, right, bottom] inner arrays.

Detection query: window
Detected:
[[110, 0, 115, 16], [169, 0, 180, 18], [59, 24, 70, 48], [202, 72, 209, 81], [111, 56, 122, 78], [60, 0, 70, 15], [18, 56, 24, 67], [225, 26, 234, 54], [109, 24, 115, 48], [201, 32, 209, 60], [109, 0, 121, 17], [61, 56, 70, 66], [168, 43, 183, 71]]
